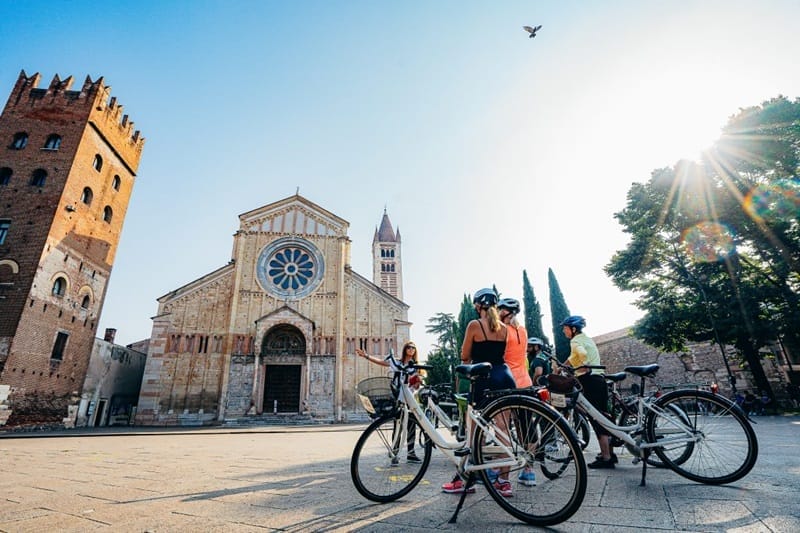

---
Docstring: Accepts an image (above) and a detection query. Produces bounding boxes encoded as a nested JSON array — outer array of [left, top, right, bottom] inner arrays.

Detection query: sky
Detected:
[[2, 1, 799, 357]]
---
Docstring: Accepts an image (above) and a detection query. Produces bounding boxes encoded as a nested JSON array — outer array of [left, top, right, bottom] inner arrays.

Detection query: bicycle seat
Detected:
[[604, 372, 627, 383], [624, 364, 659, 378], [455, 362, 492, 380]]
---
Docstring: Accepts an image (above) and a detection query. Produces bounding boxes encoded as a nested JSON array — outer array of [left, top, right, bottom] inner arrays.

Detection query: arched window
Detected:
[[0, 167, 11, 186], [81, 187, 93, 205], [30, 169, 47, 187], [11, 132, 27, 149], [112, 175, 121, 191], [43, 134, 61, 150], [92, 154, 103, 171], [81, 295, 91, 309], [103, 206, 113, 223], [52, 277, 66, 297]]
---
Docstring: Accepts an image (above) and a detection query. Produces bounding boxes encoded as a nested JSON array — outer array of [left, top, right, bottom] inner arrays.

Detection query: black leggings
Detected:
[[578, 373, 612, 437]]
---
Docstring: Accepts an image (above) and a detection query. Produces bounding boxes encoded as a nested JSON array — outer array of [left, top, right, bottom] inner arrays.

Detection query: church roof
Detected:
[[374, 209, 397, 242]]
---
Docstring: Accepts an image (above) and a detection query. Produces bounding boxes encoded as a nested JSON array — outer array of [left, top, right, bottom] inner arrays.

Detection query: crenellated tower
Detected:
[[0, 70, 145, 421], [372, 208, 403, 300]]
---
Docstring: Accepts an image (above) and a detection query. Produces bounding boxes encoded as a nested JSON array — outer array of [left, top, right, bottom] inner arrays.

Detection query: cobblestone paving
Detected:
[[0, 416, 798, 532]]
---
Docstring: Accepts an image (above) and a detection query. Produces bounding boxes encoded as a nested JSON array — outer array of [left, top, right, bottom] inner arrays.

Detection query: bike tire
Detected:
[[645, 390, 758, 485], [350, 412, 433, 502], [472, 395, 587, 526]]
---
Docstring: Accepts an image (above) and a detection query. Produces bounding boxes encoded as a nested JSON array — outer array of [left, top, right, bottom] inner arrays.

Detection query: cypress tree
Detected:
[[455, 293, 479, 392], [522, 270, 550, 347], [548, 268, 572, 362]]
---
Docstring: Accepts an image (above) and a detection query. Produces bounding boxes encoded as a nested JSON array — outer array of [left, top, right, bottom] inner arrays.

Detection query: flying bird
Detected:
[[523, 25, 542, 38]]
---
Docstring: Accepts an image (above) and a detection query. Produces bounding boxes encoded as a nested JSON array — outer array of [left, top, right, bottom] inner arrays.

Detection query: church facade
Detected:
[[135, 194, 410, 425]]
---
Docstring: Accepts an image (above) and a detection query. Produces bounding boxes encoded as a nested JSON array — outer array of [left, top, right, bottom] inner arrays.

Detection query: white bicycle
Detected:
[[350, 352, 588, 526]]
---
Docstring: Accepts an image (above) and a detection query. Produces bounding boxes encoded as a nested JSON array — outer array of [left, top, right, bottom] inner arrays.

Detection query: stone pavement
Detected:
[[0, 415, 798, 532]]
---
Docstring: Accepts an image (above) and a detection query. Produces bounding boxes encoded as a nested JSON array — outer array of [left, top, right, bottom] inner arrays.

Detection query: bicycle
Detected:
[[543, 357, 758, 486], [350, 352, 588, 526]]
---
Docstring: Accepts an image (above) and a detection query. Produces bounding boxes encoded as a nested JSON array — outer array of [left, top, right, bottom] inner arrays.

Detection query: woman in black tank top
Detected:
[[460, 289, 516, 407]]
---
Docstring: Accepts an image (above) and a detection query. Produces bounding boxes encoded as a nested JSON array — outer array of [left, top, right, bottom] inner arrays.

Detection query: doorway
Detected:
[[263, 365, 301, 413]]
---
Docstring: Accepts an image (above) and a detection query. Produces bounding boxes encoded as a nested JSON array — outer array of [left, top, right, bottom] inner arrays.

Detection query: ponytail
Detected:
[[487, 306, 502, 332]]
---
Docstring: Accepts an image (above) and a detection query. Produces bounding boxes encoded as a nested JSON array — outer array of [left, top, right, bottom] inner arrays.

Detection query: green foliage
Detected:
[[606, 96, 800, 395], [424, 295, 478, 387], [522, 269, 550, 346], [548, 268, 572, 361]]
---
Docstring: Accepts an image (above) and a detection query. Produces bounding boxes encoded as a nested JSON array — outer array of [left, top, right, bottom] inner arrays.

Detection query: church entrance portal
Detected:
[[263, 365, 301, 413], [261, 325, 305, 414]]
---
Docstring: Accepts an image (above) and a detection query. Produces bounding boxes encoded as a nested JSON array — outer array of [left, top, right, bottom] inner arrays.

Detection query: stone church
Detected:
[[135, 194, 410, 425]]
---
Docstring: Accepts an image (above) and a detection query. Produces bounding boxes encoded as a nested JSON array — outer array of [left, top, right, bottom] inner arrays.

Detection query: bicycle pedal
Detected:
[[454, 447, 471, 457]]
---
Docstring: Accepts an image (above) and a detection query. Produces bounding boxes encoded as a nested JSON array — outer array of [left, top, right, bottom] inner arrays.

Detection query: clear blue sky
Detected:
[[2, 1, 799, 355]]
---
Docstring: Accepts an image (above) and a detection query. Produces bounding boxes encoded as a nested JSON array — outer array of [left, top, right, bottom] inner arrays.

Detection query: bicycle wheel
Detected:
[[645, 390, 758, 485], [350, 412, 433, 502], [472, 395, 587, 526]]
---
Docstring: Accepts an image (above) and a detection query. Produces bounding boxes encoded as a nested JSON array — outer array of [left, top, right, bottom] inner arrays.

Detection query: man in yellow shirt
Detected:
[[561, 315, 616, 469]]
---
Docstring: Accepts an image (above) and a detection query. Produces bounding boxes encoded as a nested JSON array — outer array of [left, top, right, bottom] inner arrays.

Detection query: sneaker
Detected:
[[390, 457, 399, 467], [587, 457, 616, 469], [493, 479, 513, 497], [407, 452, 422, 464], [594, 452, 619, 464], [518, 468, 537, 486], [442, 478, 476, 494]]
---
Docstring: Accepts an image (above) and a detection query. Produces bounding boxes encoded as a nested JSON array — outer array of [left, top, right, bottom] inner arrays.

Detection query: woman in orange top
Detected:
[[498, 298, 533, 389]]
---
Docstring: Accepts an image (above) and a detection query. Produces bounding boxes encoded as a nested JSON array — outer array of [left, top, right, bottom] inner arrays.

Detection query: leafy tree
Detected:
[[548, 268, 571, 361], [424, 294, 479, 388], [522, 270, 549, 346], [606, 96, 800, 395], [425, 312, 459, 387]]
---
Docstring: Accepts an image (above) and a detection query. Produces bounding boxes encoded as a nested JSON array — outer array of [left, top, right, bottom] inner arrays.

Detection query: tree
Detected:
[[425, 312, 459, 386], [605, 96, 800, 395], [424, 294, 478, 388], [548, 268, 571, 361], [522, 270, 549, 346]]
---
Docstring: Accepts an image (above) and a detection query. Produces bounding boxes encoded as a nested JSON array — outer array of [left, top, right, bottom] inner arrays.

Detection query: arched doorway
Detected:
[[261, 325, 305, 413]]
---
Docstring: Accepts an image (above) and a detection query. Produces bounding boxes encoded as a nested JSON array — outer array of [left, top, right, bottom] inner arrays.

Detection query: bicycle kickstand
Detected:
[[639, 449, 650, 487], [448, 472, 476, 524]]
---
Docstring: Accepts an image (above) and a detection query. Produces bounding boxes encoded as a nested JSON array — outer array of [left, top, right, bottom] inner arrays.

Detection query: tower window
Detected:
[[0, 167, 11, 186], [43, 134, 61, 150], [92, 154, 103, 171], [0, 220, 9, 245], [103, 206, 113, 223], [11, 132, 28, 149], [81, 187, 93, 205], [51, 332, 69, 361], [30, 169, 47, 187], [81, 295, 91, 309], [112, 175, 121, 191], [52, 277, 67, 297]]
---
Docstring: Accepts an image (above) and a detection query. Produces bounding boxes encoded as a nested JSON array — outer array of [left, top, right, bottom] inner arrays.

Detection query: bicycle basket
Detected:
[[356, 377, 396, 417], [547, 374, 578, 394]]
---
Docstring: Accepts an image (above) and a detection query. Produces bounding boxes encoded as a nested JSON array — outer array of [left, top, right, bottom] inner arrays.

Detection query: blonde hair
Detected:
[[487, 306, 502, 332]]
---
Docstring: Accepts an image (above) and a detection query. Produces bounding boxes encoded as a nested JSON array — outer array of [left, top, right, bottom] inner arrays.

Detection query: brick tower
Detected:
[[372, 208, 403, 300], [0, 71, 144, 422]]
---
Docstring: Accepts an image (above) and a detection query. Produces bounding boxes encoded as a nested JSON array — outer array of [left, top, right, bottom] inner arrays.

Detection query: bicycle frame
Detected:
[[395, 377, 524, 473], [569, 390, 700, 453]]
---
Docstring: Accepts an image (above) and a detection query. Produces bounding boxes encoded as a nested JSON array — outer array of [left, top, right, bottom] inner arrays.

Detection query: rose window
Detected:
[[256, 237, 325, 298], [268, 247, 314, 290]]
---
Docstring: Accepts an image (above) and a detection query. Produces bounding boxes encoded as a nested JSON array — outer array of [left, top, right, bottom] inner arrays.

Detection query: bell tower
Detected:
[[372, 208, 403, 300], [0, 70, 144, 421]]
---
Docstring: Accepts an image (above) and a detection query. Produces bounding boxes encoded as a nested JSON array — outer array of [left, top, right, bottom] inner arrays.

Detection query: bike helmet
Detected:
[[559, 315, 586, 329], [497, 298, 521, 314], [472, 288, 498, 307], [527, 337, 544, 346]]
